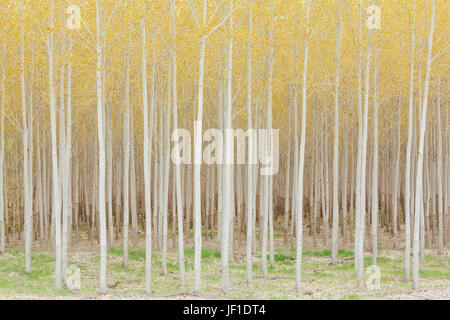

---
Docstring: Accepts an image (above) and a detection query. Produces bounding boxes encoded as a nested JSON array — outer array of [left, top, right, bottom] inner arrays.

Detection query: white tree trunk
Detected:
[[267, 6, 275, 269], [342, 126, 348, 245], [413, 0, 435, 290], [141, 17, 153, 294], [161, 63, 171, 276], [21, 0, 32, 274], [130, 126, 138, 247], [62, 39, 73, 282], [393, 96, 401, 249], [355, 0, 372, 283], [295, 0, 310, 293], [436, 76, 443, 254], [354, 0, 363, 280], [371, 55, 379, 264], [404, 15, 415, 280], [221, 0, 234, 292], [49, 0, 62, 289], [169, 0, 186, 287], [192, 0, 208, 288], [331, 6, 342, 265], [122, 50, 131, 268], [0, 44, 5, 253], [96, 0, 107, 293], [106, 92, 113, 248], [245, 0, 254, 283]]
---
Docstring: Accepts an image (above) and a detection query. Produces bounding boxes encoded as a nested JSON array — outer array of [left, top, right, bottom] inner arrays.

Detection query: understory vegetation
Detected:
[[1, 229, 448, 299]]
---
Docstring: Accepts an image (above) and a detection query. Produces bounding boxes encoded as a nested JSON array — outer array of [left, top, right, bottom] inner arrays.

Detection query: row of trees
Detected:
[[0, 0, 448, 294]]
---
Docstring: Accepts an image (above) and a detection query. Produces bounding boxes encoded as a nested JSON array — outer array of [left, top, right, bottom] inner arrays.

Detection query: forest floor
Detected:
[[0, 224, 449, 300]]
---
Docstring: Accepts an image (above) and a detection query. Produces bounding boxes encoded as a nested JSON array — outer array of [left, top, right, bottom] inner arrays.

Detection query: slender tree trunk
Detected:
[[36, 124, 44, 249], [60, 43, 68, 279], [122, 50, 131, 268], [413, 0, 435, 289], [342, 126, 348, 245], [436, 76, 443, 254], [96, 0, 107, 293], [0, 44, 5, 253], [161, 62, 171, 276], [49, 0, 62, 289], [354, 0, 363, 281], [130, 126, 138, 247], [269, 174, 274, 267], [393, 96, 401, 248], [141, 17, 152, 294], [62, 39, 73, 281], [331, 5, 342, 265], [404, 11, 415, 279], [107, 93, 114, 248], [21, 0, 32, 275], [284, 112, 291, 246], [295, 0, 310, 294], [323, 116, 330, 248], [355, 0, 372, 284], [222, 0, 234, 292], [172, 42, 186, 284], [193, 30, 206, 292], [371, 55, 379, 264]]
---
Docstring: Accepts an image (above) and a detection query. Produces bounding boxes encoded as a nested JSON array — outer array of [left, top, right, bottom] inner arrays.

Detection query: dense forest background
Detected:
[[0, 0, 448, 298]]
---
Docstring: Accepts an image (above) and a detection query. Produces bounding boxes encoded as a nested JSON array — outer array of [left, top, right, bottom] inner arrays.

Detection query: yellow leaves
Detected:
[[0, 0, 446, 147]]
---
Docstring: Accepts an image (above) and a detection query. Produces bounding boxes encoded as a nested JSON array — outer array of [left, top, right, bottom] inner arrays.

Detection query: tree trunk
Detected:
[[413, 0, 435, 290], [371, 54, 379, 264], [0, 44, 5, 253], [404, 13, 415, 280], [331, 5, 342, 265], [49, 0, 62, 289], [295, 0, 310, 294], [122, 49, 131, 268], [96, 0, 107, 293], [142, 18, 152, 293]]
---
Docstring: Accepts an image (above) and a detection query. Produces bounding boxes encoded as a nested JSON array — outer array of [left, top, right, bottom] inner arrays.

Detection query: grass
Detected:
[[108, 248, 146, 261], [0, 244, 448, 299], [302, 249, 354, 258], [273, 253, 294, 265], [184, 248, 221, 259], [343, 294, 362, 300], [419, 269, 450, 279]]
